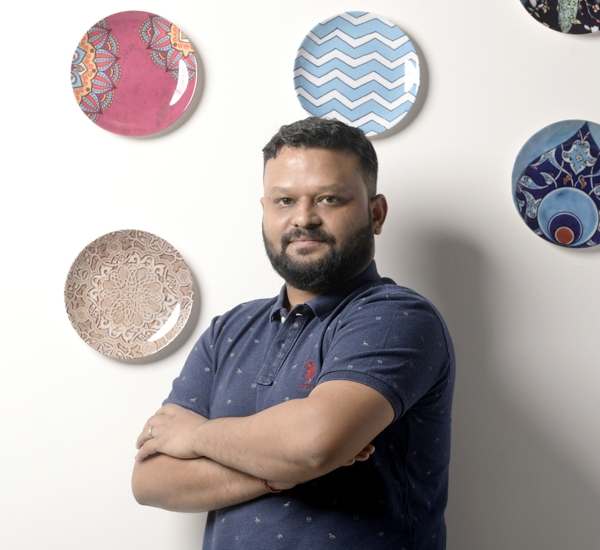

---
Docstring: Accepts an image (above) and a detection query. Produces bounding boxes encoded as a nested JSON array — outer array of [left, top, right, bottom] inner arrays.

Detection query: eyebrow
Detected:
[[266, 184, 347, 197]]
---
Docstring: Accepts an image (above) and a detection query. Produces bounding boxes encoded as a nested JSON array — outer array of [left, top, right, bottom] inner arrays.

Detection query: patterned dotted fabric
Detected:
[[165, 262, 455, 549]]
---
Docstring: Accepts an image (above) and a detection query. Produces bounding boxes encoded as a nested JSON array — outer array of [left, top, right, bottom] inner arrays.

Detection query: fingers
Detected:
[[354, 444, 375, 462], [136, 421, 154, 449], [135, 411, 165, 459], [341, 444, 376, 467], [135, 412, 163, 449], [135, 403, 172, 449], [135, 439, 159, 461], [134, 405, 207, 462]]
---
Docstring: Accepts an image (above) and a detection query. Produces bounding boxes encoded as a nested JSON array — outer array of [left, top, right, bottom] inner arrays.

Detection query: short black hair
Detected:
[[262, 117, 378, 197]]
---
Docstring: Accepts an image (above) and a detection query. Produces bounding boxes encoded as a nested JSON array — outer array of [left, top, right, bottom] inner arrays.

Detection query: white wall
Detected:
[[2, 0, 600, 548]]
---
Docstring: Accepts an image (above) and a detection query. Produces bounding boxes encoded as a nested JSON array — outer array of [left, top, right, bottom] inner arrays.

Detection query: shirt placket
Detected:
[[256, 305, 313, 386]]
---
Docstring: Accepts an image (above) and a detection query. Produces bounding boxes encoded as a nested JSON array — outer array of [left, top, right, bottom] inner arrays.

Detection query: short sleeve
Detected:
[[162, 317, 219, 417], [317, 288, 451, 421]]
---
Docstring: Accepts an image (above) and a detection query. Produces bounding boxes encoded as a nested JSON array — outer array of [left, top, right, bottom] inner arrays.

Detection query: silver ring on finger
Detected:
[[148, 426, 154, 438]]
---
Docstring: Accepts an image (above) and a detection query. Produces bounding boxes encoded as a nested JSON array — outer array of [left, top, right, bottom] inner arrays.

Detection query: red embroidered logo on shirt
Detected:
[[299, 360, 316, 391]]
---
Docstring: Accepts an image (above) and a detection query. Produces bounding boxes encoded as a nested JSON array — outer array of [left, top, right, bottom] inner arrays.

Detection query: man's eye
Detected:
[[276, 198, 293, 206], [321, 196, 340, 204]]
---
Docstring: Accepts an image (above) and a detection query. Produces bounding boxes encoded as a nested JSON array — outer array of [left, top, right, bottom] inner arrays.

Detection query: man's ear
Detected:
[[370, 194, 388, 235], [260, 196, 265, 212]]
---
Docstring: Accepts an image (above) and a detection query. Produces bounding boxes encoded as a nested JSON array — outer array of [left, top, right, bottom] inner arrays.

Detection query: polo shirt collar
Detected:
[[269, 261, 380, 322]]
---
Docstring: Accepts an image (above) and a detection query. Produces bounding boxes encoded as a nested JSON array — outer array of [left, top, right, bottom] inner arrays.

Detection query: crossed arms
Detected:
[[132, 379, 394, 512]]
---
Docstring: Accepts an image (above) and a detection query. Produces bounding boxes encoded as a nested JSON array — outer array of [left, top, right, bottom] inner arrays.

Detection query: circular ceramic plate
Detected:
[[71, 11, 198, 135], [65, 230, 194, 359], [294, 11, 420, 137], [512, 120, 600, 247], [519, 0, 600, 34]]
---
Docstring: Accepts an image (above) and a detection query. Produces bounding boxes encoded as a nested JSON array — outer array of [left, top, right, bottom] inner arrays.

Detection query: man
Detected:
[[133, 117, 455, 549]]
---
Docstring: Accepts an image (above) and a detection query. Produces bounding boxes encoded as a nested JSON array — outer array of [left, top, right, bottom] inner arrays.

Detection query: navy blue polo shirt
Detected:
[[165, 262, 455, 549]]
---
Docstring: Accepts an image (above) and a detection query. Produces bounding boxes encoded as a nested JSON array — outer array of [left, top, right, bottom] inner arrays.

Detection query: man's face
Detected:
[[261, 146, 384, 292]]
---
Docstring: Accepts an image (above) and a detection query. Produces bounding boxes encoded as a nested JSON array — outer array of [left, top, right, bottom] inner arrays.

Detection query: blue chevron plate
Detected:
[[294, 11, 420, 137]]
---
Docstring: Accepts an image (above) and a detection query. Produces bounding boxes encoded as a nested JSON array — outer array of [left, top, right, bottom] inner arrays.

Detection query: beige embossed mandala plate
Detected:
[[65, 230, 194, 359]]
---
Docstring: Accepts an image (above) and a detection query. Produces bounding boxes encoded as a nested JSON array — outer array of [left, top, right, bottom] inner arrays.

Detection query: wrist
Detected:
[[191, 418, 209, 457], [260, 479, 282, 493], [261, 479, 296, 492]]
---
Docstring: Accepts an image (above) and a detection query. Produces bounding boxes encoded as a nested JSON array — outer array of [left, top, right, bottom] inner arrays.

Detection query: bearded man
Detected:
[[133, 117, 455, 549]]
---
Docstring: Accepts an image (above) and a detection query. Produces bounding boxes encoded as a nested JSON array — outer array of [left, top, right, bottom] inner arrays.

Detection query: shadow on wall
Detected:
[[390, 229, 600, 550], [174, 511, 207, 549]]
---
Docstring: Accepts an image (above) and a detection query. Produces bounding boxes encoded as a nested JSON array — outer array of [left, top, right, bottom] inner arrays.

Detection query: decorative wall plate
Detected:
[[65, 230, 194, 359], [520, 0, 600, 33], [512, 120, 600, 247], [294, 11, 420, 137], [71, 11, 198, 135]]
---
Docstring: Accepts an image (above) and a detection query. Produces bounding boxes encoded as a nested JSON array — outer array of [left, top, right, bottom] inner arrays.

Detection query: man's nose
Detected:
[[293, 200, 322, 228]]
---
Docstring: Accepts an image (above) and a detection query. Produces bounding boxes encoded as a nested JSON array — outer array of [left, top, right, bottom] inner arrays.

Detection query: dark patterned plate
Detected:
[[520, 0, 600, 34], [512, 120, 600, 247]]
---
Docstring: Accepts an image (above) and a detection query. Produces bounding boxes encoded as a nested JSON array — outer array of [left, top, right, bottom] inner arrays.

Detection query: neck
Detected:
[[284, 285, 323, 310]]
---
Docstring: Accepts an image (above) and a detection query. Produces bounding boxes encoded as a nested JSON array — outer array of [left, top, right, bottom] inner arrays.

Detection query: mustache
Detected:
[[281, 228, 337, 248]]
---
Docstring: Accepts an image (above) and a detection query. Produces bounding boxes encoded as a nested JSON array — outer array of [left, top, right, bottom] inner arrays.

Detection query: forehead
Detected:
[[263, 146, 364, 191]]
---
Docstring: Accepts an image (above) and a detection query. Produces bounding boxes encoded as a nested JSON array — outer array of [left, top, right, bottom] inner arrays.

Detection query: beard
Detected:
[[262, 219, 374, 292]]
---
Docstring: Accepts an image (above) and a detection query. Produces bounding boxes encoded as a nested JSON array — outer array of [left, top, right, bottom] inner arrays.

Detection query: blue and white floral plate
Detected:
[[512, 120, 600, 247]]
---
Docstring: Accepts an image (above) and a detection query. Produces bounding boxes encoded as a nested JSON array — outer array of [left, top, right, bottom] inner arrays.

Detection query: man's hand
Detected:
[[135, 404, 207, 461], [263, 443, 374, 491], [186, 380, 392, 484], [342, 443, 375, 466]]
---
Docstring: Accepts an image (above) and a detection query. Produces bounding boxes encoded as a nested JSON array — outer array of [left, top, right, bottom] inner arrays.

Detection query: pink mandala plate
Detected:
[[65, 230, 194, 359], [71, 10, 198, 135]]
